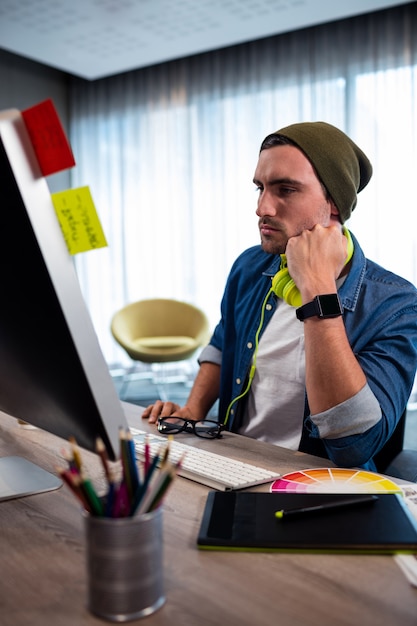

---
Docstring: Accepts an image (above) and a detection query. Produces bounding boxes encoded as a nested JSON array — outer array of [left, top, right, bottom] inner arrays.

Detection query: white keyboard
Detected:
[[131, 428, 280, 491]]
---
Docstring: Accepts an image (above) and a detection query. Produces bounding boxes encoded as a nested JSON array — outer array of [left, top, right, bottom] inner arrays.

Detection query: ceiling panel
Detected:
[[0, 0, 410, 80]]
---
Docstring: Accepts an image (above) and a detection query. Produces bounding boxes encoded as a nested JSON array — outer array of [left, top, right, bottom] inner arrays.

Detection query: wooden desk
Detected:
[[1, 403, 416, 626]]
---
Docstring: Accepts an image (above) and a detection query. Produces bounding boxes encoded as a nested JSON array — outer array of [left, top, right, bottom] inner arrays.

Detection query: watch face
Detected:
[[318, 294, 342, 317]]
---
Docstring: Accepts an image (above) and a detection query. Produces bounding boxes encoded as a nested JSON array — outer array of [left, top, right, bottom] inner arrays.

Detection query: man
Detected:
[[143, 121, 417, 470]]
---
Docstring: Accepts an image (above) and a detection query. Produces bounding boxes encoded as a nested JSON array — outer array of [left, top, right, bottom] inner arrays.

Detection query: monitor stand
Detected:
[[0, 456, 62, 501]]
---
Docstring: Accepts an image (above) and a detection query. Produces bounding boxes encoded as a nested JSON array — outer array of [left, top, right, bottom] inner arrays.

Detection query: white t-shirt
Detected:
[[239, 299, 305, 449]]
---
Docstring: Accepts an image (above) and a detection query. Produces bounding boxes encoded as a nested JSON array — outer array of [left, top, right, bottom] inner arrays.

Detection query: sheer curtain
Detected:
[[68, 3, 417, 367]]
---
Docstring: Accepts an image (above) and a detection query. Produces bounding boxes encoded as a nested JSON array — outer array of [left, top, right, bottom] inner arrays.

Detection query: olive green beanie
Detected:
[[275, 121, 373, 223]]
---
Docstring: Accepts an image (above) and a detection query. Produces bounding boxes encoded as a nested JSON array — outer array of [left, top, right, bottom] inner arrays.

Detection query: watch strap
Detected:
[[296, 299, 319, 321]]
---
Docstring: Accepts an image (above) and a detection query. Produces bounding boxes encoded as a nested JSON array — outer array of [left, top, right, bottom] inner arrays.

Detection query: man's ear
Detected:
[[329, 200, 342, 223]]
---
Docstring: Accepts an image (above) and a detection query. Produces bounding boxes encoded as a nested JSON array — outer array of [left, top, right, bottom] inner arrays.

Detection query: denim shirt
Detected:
[[204, 232, 417, 470]]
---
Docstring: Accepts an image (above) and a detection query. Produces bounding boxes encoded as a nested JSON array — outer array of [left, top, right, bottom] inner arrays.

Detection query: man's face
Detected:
[[253, 144, 338, 255]]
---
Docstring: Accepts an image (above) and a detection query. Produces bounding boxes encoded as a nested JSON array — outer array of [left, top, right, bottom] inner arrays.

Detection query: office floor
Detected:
[[110, 364, 417, 451]]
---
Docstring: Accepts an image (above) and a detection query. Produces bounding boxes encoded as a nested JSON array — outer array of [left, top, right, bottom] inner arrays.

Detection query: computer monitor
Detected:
[[0, 108, 129, 500]]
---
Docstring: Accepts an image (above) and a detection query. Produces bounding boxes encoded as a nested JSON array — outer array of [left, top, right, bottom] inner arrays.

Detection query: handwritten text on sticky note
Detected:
[[51, 187, 108, 255]]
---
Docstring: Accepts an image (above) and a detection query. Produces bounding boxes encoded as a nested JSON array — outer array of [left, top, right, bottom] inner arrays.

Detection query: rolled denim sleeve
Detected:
[[198, 344, 222, 366], [308, 384, 382, 439]]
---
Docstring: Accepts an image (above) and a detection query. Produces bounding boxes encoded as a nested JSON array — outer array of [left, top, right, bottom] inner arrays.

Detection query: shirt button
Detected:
[[247, 342, 253, 349], [236, 378, 241, 385], [266, 304, 272, 311]]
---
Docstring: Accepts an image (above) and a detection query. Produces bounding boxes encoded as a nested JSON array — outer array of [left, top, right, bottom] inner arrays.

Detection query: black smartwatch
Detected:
[[296, 294, 343, 321]]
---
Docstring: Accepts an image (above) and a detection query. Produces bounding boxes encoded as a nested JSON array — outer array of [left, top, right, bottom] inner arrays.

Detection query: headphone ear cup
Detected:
[[343, 226, 354, 265], [271, 267, 290, 297], [282, 278, 302, 307], [271, 268, 303, 307]]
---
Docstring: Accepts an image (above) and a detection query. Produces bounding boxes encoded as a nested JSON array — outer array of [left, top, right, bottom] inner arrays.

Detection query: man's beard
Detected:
[[258, 219, 287, 255], [260, 236, 286, 256]]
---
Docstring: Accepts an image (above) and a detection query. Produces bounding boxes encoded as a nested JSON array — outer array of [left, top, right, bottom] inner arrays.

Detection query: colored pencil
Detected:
[[61, 432, 179, 518]]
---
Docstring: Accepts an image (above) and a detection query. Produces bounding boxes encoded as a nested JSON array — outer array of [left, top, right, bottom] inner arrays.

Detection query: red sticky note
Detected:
[[21, 98, 76, 176]]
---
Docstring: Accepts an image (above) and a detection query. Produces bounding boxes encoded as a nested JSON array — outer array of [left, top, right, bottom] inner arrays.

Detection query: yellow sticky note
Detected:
[[51, 186, 108, 255]]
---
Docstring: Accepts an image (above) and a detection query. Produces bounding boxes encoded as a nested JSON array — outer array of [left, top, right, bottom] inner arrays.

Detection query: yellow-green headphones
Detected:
[[271, 227, 354, 307]]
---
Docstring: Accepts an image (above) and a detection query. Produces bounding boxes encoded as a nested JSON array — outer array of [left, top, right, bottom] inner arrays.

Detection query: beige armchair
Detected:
[[111, 298, 210, 398]]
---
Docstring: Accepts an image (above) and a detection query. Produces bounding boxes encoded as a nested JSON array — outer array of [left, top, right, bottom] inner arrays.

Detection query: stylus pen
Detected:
[[274, 494, 379, 520]]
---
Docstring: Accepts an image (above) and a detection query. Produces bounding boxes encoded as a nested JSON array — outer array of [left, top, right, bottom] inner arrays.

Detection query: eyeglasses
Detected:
[[157, 416, 224, 439]]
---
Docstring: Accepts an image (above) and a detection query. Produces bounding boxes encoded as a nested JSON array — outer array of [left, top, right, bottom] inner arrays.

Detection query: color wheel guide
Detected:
[[270, 467, 402, 494]]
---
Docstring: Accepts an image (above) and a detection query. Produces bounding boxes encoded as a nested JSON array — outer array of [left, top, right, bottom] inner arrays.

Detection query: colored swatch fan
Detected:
[[270, 467, 401, 494]]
